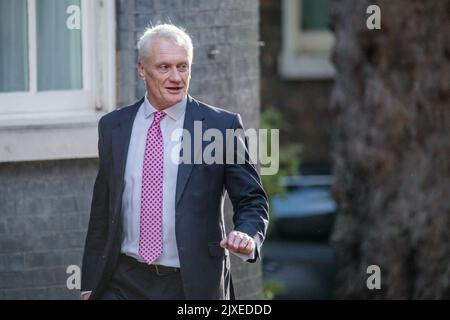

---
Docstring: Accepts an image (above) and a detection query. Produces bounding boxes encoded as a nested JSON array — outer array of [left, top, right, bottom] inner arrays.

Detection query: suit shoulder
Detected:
[[99, 99, 143, 128], [193, 98, 238, 122]]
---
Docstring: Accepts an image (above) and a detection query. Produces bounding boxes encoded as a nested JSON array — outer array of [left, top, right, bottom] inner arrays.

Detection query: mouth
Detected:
[[166, 86, 184, 94]]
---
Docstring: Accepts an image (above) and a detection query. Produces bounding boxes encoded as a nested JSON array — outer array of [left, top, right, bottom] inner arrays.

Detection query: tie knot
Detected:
[[152, 111, 166, 125]]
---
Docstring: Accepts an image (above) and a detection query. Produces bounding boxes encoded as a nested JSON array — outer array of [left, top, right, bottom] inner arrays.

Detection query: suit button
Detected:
[[102, 255, 106, 259]]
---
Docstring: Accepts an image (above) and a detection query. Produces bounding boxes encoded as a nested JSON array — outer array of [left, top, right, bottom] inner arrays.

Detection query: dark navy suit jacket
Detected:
[[81, 96, 269, 299]]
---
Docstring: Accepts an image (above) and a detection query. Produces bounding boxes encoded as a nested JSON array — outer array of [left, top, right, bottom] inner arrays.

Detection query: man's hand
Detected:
[[220, 231, 254, 255], [81, 292, 91, 300]]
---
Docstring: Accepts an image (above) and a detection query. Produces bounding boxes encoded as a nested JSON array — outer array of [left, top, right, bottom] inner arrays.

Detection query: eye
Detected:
[[158, 64, 169, 72], [178, 64, 188, 72]]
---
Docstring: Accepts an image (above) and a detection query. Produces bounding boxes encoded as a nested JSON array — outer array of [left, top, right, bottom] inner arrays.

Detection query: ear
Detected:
[[137, 62, 145, 80]]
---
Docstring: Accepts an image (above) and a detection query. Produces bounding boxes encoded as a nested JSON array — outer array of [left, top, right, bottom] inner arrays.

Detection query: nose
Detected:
[[169, 67, 182, 82]]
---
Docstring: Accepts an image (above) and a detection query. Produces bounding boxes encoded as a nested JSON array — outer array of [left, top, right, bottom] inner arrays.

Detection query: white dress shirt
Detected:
[[120, 94, 186, 267]]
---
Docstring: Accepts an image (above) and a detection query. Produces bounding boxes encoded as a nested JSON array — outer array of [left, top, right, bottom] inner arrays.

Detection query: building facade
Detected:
[[0, 0, 262, 299], [260, 0, 334, 171]]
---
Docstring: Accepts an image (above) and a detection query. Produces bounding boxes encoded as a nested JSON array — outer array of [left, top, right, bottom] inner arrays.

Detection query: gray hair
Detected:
[[137, 24, 194, 65]]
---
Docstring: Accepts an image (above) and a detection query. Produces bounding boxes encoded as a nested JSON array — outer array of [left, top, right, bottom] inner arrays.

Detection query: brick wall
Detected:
[[0, 0, 263, 299], [0, 159, 96, 299]]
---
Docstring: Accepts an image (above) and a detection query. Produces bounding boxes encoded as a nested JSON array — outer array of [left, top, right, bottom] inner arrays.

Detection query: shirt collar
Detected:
[[142, 92, 187, 121]]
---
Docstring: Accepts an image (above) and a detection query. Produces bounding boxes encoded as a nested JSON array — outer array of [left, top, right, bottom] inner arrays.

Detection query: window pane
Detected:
[[301, 0, 330, 31], [0, 0, 29, 92], [37, 0, 82, 91]]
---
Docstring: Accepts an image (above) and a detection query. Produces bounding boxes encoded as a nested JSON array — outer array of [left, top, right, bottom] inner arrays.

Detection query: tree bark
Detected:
[[330, 0, 450, 299]]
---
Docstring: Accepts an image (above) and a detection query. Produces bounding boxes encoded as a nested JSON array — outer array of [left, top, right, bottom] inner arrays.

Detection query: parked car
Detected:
[[272, 175, 337, 242], [262, 175, 337, 299]]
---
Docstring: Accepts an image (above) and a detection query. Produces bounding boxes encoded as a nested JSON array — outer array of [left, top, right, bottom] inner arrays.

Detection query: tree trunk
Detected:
[[330, 0, 450, 299]]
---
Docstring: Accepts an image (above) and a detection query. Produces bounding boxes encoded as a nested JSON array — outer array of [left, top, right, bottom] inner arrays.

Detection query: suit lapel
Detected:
[[111, 98, 142, 214], [175, 96, 206, 207]]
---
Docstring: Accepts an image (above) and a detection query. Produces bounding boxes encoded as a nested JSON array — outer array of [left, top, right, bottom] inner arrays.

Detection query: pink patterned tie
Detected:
[[139, 111, 166, 264]]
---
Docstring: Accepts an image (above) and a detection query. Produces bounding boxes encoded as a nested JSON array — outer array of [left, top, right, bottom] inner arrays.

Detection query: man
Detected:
[[81, 24, 269, 300]]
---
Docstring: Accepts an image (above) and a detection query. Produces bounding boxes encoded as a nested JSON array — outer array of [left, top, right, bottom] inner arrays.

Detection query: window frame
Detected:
[[0, 0, 116, 163], [0, 0, 96, 114], [279, 0, 335, 80]]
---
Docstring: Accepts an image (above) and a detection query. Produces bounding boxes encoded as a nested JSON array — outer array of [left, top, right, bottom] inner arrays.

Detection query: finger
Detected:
[[244, 239, 254, 254], [220, 238, 228, 248], [227, 232, 237, 250], [238, 237, 249, 250], [232, 232, 244, 250], [236, 237, 252, 254]]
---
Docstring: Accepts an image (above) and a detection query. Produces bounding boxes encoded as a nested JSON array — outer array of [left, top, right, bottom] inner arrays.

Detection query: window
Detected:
[[280, 0, 335, 79], [0, 0, 94, 114], [0, 0, 115, 162]]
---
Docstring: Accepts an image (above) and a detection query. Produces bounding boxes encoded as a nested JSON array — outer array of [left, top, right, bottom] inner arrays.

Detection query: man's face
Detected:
[[137, 37, 191, 109]]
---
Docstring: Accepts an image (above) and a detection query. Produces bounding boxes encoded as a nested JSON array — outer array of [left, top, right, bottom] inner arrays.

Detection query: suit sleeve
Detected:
[[224, 114, 269, 263], [81, 117, 110, 291]]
